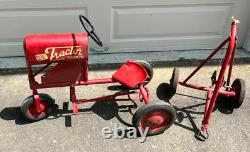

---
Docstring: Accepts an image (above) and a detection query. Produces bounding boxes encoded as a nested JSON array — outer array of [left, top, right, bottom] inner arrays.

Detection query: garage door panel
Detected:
[[0, 9, 87, 39], [110, 0, 235, 6], [0, 8, 87, 56], [0, 42, 21, 57], [0, 0, 88, 9], [111, 4, 232, 41], [0, 0, 249, 57], [102, 0, 249, 53], [109, 36, 224, 52]]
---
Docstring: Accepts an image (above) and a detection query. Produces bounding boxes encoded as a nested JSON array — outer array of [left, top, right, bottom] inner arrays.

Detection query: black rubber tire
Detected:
[[21, 93, 55, 121], [132, 102, 176, 136], [169, 68, 179, 93], [135, 60, 153, 86], [229, 79, 245, 108]]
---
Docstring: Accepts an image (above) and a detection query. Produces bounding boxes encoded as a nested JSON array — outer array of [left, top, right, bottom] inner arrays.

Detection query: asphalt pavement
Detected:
[[0, 64, 249, 152]]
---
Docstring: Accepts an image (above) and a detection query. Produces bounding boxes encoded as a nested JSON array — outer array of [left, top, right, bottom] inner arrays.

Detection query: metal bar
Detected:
[[35, 78, 116, 89], [219, 90, 235, 96], [179, 82, 236, 96], [139, 85, 149, 104], [33, 63, 51, 77], [226, 40, 237, 86], [76, 90, 140, 104], [204, 90, 212, 116], [32, 90, 41, 113], [70, 86, 78, 114], [78, 78, 114, 85], [179, 82, 210, 92], [183, 37, 230, 83], [27, 62, 37, 90], [202, 22, 238, 128]]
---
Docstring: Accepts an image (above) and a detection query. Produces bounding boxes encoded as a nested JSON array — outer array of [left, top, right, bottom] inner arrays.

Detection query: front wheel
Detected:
[[132, 102, 176, 136], [229, 79, 245, 108], [21, 93, 55, 121]]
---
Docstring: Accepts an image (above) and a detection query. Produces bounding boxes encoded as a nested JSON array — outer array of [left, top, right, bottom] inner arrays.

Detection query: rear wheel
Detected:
[[132, 102, 176, 136], [21, 93, 54, 121], [135, 60, 153, 86], [229, 79, 245, 108]]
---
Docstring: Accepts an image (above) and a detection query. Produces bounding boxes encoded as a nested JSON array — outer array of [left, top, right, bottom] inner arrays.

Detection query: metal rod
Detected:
[[204, 90, 212, 116], [183, 37, 230, 83], [226, 40, 237, 86], [76, 90, 140, 104], [202, 22, 237, 127], [33, 63, 52, 77], [179, 82, 236, 96], [35, 78, 116, 89], [139, 85, 149, 104]]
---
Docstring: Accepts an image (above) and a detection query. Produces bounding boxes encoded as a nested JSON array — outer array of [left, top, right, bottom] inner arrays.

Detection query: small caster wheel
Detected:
[[21, 93, 55, 121], [195, 130, 209, 141], [132, 102, 176, 136], [135, 60, 153, 86], [229, 79, 245, 108], [169, 68, 179, 94]]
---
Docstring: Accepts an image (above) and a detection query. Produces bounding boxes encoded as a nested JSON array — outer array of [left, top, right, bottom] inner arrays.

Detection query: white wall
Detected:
[[0, 0, 250, 57]]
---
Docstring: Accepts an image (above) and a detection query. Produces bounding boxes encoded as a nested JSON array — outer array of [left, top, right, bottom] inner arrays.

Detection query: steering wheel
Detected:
[[79, 15, 103, 47]]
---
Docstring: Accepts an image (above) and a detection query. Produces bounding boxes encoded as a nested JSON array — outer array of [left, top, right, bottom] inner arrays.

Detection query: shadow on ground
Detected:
[[156, 82, 234, 136], [0, 100, 138, 127], [0, 82, 235, 135]]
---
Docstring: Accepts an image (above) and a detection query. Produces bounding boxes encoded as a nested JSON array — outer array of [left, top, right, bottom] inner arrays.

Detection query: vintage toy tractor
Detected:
[[21, 15, 176, 136]]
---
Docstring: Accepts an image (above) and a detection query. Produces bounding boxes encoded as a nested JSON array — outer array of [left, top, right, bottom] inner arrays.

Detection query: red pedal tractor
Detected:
[[166, 18, 245, 140], [21, 15, 176, 136]]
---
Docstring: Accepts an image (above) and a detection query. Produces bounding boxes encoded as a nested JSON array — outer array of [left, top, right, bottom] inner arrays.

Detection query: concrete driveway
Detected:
[[0, 64, 249, 152]]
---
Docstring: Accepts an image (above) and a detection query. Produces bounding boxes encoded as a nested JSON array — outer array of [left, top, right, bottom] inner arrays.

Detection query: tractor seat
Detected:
[[112, 61, 148, 88]]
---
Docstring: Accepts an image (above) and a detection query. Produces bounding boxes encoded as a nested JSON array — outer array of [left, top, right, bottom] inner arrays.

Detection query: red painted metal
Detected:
[[24, 33, 88, 65], [112, 61, 147, 88], [140, 110, 170, 132], [33, 94, 42, 113], [76, 90, 142, 104], [204, 90, 212, 116], [201, 22, 237, 129], [33, 63, 51, 77], [139, 84, 150, 104], [28, 99, 48, 116], [226, 40, 237, 87], [41, 62, 86, 84], [183, 37, 230, 84], [70, 86, 78, 114], [24, 32, 151, 115], [179, 82, 236, 96], [178, 20, 239, 135]]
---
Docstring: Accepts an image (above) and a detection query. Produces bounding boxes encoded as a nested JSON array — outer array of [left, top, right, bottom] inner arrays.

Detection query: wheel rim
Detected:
[[140, 110, 171, 132], [28, 101, 48, 117]]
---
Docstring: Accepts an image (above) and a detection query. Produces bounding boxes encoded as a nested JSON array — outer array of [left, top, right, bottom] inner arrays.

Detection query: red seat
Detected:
[[112, 61, 148, 88]]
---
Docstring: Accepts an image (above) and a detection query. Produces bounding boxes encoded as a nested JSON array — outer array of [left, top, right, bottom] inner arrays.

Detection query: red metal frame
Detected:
[[179, 20, 238, 133], [23, 33, 151, 115], [26, 62, 150, 114]]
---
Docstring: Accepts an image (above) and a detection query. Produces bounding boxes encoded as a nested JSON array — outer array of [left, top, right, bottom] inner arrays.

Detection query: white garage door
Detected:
[[0, 0, 249, 57]]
